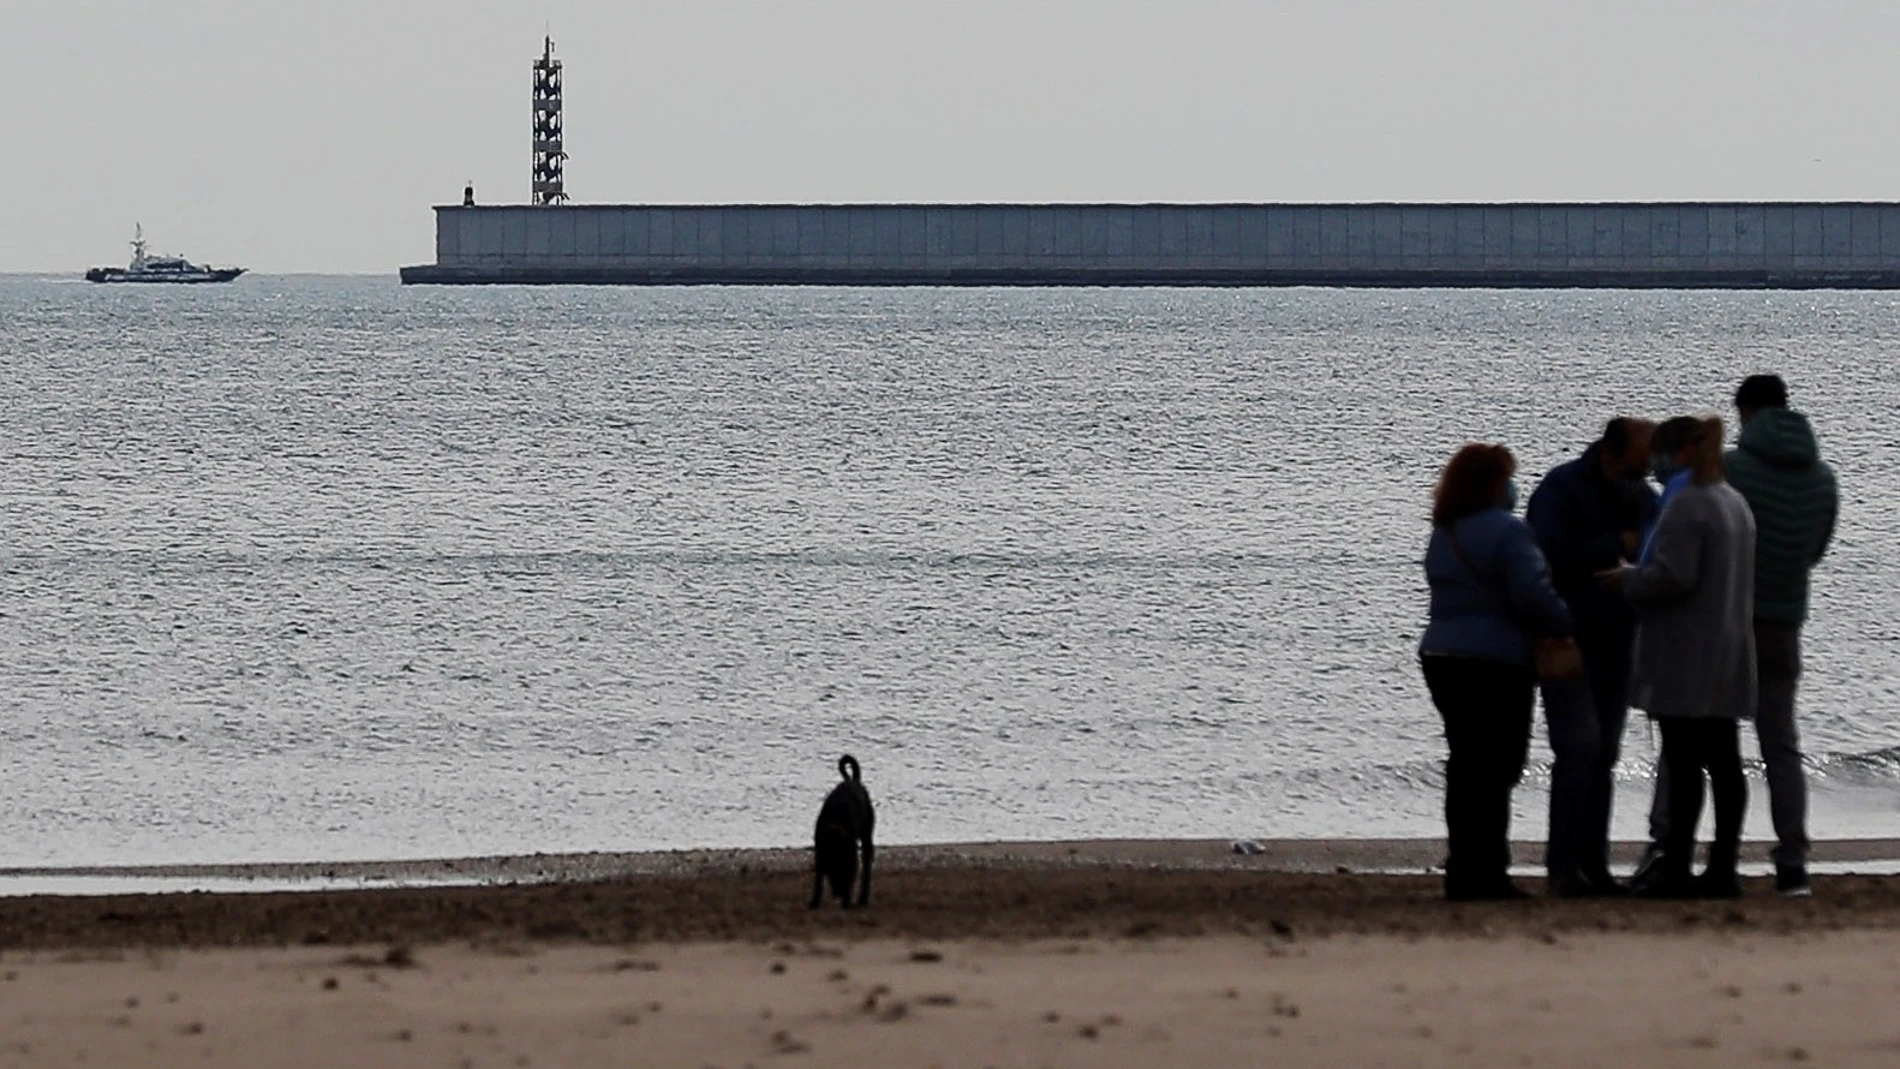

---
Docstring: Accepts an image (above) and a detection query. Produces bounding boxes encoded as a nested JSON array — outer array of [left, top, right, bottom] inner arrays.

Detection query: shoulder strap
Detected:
[[1445, 518, 1567, 650]]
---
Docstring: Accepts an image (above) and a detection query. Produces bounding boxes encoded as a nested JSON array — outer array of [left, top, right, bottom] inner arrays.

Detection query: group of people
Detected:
[[1419, 374, 1839, 901]]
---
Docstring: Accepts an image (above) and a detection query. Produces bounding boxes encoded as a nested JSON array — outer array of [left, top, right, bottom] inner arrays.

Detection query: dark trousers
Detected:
[[1647, 621, 1807, 866], [1754, 622, 1810, 867], [1658, 718, 1747, 875], [1422, 656, 1534, 894], [1540, 639, 1630, 881]]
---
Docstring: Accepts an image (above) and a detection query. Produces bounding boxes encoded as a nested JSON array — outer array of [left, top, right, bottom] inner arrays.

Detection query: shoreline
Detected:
[[7, 836, 1900, 884], [4, 844, 1900, 952]]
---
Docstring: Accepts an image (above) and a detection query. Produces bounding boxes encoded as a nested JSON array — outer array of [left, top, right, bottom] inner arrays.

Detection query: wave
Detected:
[[1343, 744, 1900, 794], [1815, 744, 1900, 781]]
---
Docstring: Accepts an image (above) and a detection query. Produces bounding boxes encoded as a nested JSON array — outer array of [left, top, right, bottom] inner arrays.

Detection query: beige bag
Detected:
[[1533, 637, 1585, 682]]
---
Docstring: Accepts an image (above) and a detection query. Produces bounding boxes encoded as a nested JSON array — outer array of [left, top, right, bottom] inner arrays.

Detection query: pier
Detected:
[[400, 201, 1900, 288]]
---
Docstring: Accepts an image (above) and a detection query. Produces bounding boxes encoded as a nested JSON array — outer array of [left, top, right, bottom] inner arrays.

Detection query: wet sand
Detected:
[[6, 843, 1900, 1066], [4, 858, 1900, 950]]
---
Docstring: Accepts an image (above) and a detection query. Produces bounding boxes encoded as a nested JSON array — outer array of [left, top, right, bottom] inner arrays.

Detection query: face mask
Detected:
[[1502, 478, 1520, 513]]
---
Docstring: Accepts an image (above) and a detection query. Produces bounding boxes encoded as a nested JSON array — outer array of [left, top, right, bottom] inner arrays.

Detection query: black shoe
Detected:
[[1547, 867, 1621, 899], [1631, 842, 1666, 885], [1775, 863, 1813, 899], [1694, 869, 1743, 900], [1584, 869, 1629, 897], [1546, 871, 1596, 898], [1631, 857, 1696, 899], [1633, 875, 1697, 899]]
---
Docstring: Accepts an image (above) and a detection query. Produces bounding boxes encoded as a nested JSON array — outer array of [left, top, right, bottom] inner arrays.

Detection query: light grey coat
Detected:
[[1624, 481, 1758, 720]]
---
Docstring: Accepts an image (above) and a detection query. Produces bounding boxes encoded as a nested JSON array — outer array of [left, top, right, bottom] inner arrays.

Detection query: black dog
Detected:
[[810, 755, 875, 909]]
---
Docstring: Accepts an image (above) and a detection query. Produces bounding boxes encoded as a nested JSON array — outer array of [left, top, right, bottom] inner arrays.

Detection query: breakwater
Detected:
[[399, 202, 1900, 287]]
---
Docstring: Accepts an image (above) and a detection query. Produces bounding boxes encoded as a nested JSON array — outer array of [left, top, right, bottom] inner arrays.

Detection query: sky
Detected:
[[6, 1, 1900, 273]]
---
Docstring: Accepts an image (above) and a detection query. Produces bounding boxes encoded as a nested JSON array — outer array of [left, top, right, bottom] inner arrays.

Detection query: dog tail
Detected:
[[838, 754, 861, 783]]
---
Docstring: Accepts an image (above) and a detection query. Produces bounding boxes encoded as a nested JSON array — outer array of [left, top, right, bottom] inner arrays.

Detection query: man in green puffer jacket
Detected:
[[1726, 374, 1839, 897]]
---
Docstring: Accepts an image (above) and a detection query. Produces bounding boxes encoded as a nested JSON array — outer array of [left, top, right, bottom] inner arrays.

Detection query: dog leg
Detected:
[[809, 865, 825, 910], [856, 833, 874, 908]]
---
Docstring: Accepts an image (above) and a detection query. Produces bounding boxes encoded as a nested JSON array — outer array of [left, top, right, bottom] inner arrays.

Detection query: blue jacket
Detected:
[[1420, 507, 1574, 668], [1526, 442, 1659, 650], [1638, 469, 1691, 563]]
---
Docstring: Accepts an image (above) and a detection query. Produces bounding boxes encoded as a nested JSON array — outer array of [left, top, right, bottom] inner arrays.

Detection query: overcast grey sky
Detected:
[[6, 1, 1899, 273]]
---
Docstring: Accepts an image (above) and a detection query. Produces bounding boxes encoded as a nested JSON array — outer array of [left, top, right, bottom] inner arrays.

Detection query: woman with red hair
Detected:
[[1420, 443, 1576, 900]]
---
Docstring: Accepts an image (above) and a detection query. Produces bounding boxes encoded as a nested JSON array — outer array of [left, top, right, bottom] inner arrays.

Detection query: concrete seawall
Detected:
[[399, 202, 1900, 287]]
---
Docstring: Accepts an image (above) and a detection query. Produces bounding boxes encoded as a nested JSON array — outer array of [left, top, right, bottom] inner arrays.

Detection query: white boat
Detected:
[[86, 225, 245, 284]]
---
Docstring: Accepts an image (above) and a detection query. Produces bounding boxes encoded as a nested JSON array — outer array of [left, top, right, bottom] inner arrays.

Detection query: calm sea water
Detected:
[[2, 276, 1897, 867]]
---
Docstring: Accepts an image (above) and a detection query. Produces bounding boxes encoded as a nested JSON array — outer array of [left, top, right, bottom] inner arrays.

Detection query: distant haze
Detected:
[[6, 0, 1900, 273]]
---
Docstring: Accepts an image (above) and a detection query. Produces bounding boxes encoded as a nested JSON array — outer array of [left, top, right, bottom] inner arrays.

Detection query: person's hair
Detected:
[[1735, 374, 1789, 411], [1431, 443, 1516, 527], [1684, 416, 1726, 484], [1600, 417, 1636, 456], [1651, 415, 1702, 457]]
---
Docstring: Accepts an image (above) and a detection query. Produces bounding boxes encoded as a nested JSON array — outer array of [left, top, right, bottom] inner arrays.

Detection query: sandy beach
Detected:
[[9, 932, 1900, 1069], [5, 841, 1900, 1066]]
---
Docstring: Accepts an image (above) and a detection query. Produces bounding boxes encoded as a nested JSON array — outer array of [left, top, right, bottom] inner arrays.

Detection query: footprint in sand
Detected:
[[771, 1029, 811, 1054]]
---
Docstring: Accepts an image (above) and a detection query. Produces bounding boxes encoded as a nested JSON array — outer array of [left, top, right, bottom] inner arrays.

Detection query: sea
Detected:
[[2, 276, 1897, 867]]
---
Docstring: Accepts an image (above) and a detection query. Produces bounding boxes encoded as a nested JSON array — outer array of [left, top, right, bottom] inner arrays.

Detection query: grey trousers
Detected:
[[1648, 620, 1809, 866]]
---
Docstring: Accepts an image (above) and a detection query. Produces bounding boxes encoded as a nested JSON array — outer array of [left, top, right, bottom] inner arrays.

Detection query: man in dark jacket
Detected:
[[1526, 418, 1659, 896], [1723, 375, 1837, 896]]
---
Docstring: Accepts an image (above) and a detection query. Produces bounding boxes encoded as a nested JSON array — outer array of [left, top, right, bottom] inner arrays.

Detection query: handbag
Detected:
[[1530, 636, 1585, 682], [1444, 524, 1585, 683]]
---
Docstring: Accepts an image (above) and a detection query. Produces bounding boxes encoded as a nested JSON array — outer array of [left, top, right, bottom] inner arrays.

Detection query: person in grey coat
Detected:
[[1638, 377, 1838, 897], [1602, 417, 1758, 899]]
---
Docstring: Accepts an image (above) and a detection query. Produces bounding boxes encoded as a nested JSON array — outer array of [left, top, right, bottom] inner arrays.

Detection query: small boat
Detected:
[[86, 225, 245, 283]]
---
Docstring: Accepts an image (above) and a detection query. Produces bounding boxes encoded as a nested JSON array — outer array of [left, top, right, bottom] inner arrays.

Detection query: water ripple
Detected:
[[2, 278, 1898, 864]]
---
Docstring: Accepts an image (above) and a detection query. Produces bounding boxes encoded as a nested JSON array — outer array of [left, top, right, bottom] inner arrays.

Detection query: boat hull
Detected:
[[85, 267, 246, 284]]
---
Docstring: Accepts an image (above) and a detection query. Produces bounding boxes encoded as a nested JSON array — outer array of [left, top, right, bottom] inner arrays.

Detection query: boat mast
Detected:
[[131, 223, 148, 268], [531, 36, 567, 205]]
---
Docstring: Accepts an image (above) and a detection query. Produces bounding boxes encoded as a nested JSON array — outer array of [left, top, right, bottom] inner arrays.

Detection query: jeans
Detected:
[[1658, 718, 1747, 875], [1422, 656, 1535, 894], [1540, 640, 1631, 881], [1647, 621, 1809, 867], [1754, 622, 1810, 867]]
